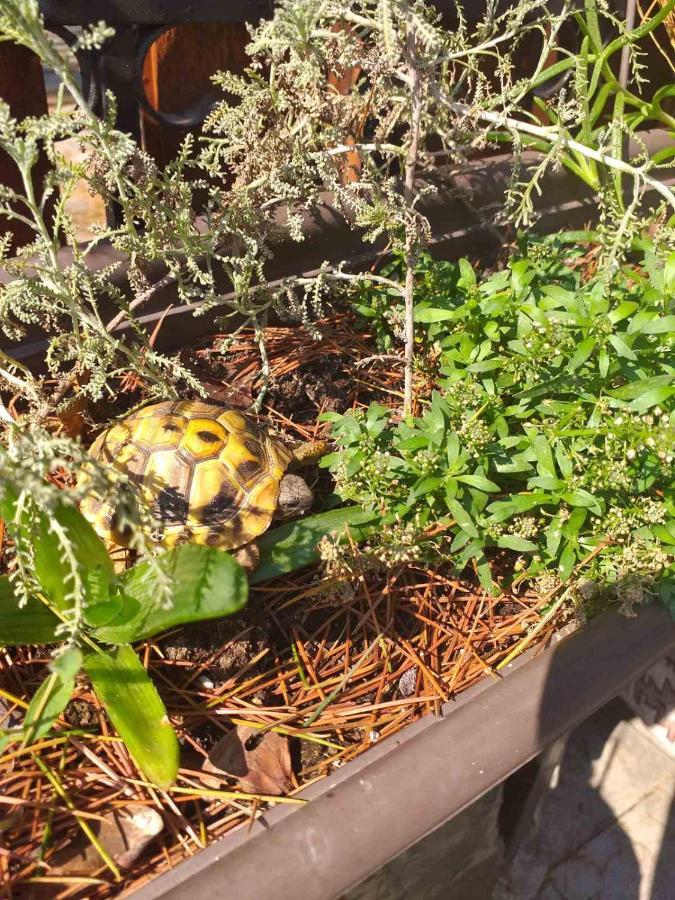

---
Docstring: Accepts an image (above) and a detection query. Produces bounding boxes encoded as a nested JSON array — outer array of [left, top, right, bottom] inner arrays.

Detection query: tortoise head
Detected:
[[275, 473, 313, 520]]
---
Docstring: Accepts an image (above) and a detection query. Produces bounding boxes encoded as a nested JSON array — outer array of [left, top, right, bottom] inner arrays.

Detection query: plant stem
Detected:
[[403, 27, 423, 417], [431, 86, 675, 212]]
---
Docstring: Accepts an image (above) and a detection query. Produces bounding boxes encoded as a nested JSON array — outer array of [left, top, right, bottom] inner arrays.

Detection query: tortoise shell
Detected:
[[80, 400, 293, 550]]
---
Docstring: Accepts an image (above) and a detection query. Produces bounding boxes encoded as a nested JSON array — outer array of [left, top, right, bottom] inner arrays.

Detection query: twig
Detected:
[[403, 26, 424, 416]]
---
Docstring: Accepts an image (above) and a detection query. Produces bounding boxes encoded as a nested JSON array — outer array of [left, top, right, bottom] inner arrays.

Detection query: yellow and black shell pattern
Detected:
[[80, 400, 293, 550]]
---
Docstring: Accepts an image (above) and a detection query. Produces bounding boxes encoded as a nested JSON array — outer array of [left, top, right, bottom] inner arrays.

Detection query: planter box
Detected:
[[130, 604, 675, 899]]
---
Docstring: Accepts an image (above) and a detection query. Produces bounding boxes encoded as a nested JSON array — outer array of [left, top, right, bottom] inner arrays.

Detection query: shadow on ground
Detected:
[[495, 696, 675, 900]]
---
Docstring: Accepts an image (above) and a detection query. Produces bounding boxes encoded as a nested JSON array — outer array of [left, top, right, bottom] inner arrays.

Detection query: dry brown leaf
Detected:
[[203, 725, 292, 796]]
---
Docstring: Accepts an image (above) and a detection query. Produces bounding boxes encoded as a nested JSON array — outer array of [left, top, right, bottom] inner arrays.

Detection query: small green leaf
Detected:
[[532, 435, 556, 478], [568, 337, 596, 371], [608, 301, 638, 324], [510, 259, 533, 295], [554, 445, 573, 480], [0, 576, 61, 646], [474, 551, 497, 593], [414, 307, 456, 323], [447, 499, 479, 539], [561, 490, 599, 509], [563, 508, 588, 540], [95, 545, 248, 644], [607, 333, 637, 360], [558, 542, 577, 581], [84, 644, 179, 789], [458, 258, 477, 288], [446, 433, 461, 466], [665, 252, 675, 292], [497, 535, 539, 552], [546, 516, 563, 556], [456, 474, 500, 492], [23, 647, 82, 744], [527, 476, 566, 491], [408, 477, 444, 503], [609, 375, 672, 401], [627, 385, 675, 413], [642, 316, 675, 334]]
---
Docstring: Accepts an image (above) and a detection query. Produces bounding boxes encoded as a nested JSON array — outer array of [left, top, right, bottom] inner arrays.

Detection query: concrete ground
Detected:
[[495, 698, 675, 900]]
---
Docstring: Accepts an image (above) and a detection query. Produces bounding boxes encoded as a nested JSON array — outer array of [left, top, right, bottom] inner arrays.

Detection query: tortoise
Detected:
[[79, 400, 317, 568]]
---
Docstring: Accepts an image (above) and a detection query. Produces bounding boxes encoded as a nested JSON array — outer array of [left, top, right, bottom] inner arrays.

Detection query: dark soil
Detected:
[[266, 354, 352, 420], [161, 616, 271, 691]]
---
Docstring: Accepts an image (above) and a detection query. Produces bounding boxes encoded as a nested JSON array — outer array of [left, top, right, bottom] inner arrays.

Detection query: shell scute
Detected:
[[182, 417, 228, 461]]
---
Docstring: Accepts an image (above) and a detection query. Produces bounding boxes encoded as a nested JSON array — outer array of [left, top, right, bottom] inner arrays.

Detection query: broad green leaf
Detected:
[[653, 525, 675, 546], [0, 576, 61, 645], [251, 507, 378, 585], [23, 647, 82, 744], [627, 310, 657, 334], [82, 569, 123, 628], [34, 507, 113, 610], [0, 487, 114, 614], [451, 530, 471, 551], [95, 545, 248, 644], [541, 284, 575, 305], [84, 644, 179, 789]]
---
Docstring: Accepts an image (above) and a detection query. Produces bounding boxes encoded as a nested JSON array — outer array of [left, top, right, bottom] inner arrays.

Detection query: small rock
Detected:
[[398, 666, 418, 698], [49, 803, 163, 874]]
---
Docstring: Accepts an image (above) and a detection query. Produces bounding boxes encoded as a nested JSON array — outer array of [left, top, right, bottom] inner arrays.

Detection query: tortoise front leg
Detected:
[[233, 542, 260, 574]]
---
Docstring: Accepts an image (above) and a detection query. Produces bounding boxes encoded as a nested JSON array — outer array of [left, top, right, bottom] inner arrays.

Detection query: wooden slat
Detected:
[[0, 42, 51, 249], [141, 22, 250, 167]]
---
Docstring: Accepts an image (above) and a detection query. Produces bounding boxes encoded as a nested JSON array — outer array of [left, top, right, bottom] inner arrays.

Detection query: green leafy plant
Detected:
[[322, 238, 675, 608], [0, 490, 248, 788]]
